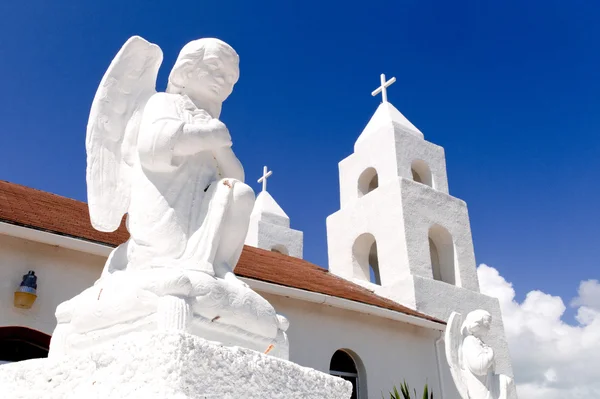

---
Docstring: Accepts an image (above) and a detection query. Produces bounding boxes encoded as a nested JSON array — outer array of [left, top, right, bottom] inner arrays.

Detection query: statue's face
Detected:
[[464, 310, 492, 338], [472, 315, 492, 337], [172, 40, 239, 104], [189, 49, 238, 102], [482, 315, 491, 330]]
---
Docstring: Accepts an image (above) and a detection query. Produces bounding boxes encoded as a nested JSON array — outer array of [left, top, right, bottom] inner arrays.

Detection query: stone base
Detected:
[[0, 331, 351, 399]]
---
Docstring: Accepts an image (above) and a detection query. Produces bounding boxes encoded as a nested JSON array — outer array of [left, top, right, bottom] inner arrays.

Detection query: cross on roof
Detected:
[[257, 166, 273, 192], [371, 73, 396, 103]]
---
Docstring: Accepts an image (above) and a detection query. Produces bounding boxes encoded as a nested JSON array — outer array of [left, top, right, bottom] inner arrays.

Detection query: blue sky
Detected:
[[1, 0, 598, 306]]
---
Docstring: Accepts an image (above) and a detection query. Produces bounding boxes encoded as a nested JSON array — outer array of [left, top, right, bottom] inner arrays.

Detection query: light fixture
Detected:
[[14, 271, 37, 309]]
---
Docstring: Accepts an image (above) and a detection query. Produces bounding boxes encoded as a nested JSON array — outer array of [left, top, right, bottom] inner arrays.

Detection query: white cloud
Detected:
[[570, 279, 600, 310], [477, 264, 600, 399]]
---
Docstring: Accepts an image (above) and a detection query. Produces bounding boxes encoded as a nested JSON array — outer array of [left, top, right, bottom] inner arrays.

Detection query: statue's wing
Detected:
[[445, 311, 469, 399], [86, 36, 163, 232]]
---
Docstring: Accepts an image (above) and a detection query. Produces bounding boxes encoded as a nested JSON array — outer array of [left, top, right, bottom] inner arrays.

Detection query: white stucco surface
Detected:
[[252, 191, 290, 226], [355, 102, 424, 149], [0, 229, 459, 398], [246, 191, 304, 258], [0, 234, 104, 335], [328, 177, 477, 290], [0, 331, 351, 399], [326, 100, 517, 388], [259, 292, 459, 399], [340, 102, 448, 210], [412, 277, 513, 377]]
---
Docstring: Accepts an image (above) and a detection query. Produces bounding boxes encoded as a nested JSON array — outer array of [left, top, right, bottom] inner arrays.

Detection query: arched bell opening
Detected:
[[352, 233, 381, 285], [428, 224, 456, 285], [357, 167, 379, 198], [411, 159, 433, 188]]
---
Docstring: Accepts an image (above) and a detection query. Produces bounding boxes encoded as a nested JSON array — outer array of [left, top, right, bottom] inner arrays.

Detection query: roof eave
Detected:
[[0, 218, 445, 329], [244, 278, 446, 330]]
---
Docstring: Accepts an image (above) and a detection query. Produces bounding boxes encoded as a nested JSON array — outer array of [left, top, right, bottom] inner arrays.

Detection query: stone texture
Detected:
[[245, 191, 304, 259], [0, 331, 352, 399]]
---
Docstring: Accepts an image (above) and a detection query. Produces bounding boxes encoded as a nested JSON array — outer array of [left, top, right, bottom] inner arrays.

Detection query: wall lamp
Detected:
[[14, 271, 37, 309]]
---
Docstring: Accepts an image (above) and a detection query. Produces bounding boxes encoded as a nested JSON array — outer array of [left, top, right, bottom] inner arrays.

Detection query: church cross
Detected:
[[257, 166, 273, 192], [371, 73, 396, 103]]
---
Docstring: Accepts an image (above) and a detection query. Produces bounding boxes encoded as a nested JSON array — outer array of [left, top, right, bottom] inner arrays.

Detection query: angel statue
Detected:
[[445, 310, 516, 399], [48, 36, 289, 360]]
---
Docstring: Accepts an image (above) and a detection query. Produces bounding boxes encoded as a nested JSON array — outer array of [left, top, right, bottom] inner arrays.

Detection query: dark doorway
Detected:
[[0, 326, 50, 363]]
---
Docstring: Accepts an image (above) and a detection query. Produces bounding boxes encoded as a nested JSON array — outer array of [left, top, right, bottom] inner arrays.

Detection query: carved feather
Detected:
[[86, 36, 163, 232], [445, 311, 470, 399]]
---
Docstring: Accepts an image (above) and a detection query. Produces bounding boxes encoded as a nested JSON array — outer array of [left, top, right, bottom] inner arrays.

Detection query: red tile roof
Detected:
[[0, 180, 443, 325]]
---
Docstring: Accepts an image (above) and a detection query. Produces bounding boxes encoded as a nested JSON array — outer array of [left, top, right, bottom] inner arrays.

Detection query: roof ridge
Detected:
[[0, 179, 82, 203]]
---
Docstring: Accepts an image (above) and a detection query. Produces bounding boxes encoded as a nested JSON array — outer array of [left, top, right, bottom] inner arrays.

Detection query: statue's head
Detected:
[[167, 38, 240, 104], [462, 309, 492, 338]]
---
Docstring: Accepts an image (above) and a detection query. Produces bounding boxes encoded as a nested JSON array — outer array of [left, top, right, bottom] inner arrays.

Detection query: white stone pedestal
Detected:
[[0, 331, 351, 399]]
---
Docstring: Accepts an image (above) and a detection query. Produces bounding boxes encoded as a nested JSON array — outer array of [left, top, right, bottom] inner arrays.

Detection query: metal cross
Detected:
[[371, 73, 396, 103], [257, 166, 273, 192]]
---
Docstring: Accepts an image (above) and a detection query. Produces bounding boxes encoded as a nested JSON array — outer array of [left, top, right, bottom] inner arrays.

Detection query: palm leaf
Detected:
[[386, 380, 433, 399], [400, 381, 410, 399]]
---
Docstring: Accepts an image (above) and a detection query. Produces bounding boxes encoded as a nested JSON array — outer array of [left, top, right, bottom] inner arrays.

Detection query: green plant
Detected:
[[383, 380, 433, 399]]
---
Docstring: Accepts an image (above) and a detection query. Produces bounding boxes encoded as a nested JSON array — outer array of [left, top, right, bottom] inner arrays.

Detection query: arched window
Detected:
[[352, 233, 381, 285], [0, 326, 50, 364], [428, 224, 456, 285], [357, 167, 378, 197], [411, 159, 433, 188], [330, 350, 362, 399], [271, 245, 289, 256]]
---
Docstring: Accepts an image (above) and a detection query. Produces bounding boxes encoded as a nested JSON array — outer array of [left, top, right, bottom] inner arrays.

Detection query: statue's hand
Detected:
[[205, 119, 232, 149], [179, 118, 232, 155]]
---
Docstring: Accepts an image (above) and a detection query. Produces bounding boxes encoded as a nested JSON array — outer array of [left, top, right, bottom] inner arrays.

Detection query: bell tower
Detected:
[[326, 74, 515, 378], [245, 166, 303, 258]]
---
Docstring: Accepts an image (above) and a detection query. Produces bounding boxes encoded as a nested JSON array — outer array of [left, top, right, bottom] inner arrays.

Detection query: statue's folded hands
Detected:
[[177, 114, 232, 154]]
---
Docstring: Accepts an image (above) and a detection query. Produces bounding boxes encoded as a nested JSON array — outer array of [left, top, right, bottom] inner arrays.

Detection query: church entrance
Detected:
[[330, 350, 360, 399], [0, 326, 50, 364]]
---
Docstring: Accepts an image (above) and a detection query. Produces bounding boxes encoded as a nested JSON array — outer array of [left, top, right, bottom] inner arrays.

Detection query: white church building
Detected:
[[0, 76, 516, 398]]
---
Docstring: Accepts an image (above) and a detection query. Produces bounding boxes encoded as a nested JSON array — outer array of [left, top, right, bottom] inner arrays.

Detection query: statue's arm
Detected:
[[175, 119, 232, 157], [214, 147, 245, 181], [137, 94, 185, 171], [138, 94, 232, 171], [462, 336, 495, 376]]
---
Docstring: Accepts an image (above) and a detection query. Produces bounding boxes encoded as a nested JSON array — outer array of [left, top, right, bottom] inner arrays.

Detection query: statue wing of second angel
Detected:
[[445, 311, 469, 399], [86, 36, 163, 232]]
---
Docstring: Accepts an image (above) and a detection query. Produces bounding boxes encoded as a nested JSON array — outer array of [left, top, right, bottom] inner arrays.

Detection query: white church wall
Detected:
[[259, 292, 458, 399], [327, 176, 481, 296], [338, 129, 399, 209], [398, 178, 479, 291], [246, 220, 303, 258], [339, 122, 449, 212], [245, 189, 304, 259], [327, 174, 513, 379], [0, 234, 104, 335], [0, 229, 466, 395], [392, 128, 449, 194], [326, 94, 518, 391], [327, 179, 410, 286]]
